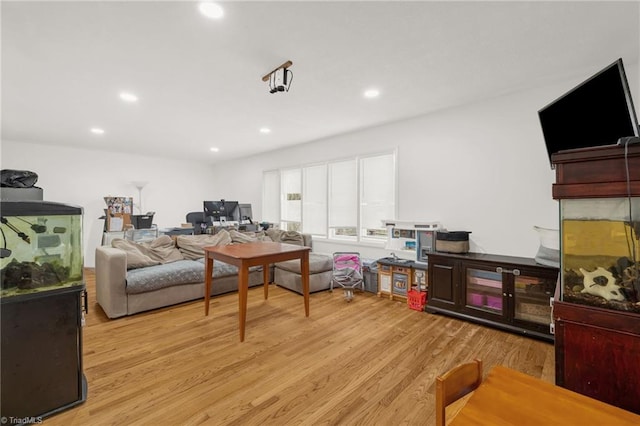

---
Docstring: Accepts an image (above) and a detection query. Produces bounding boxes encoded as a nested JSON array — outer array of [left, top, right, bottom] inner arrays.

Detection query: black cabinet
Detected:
[[429, 256, 457, 307], [427, 252, 558, 342], [1, 286, 87, 419]]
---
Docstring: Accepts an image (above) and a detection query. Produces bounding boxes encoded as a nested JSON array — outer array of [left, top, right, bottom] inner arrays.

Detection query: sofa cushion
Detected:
[[176, 230, 231, 260], [275, 253, 333, 274], [194, 258, 262, 276], [126, 260, 204, 294], [125, 258, 251, 294]]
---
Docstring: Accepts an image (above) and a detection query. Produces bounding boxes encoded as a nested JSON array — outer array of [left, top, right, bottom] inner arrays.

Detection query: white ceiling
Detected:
[[2, 1, 639, 164]]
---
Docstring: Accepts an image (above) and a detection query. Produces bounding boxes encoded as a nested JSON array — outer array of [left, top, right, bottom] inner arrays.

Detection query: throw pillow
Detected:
[[280, 231, 305, 246], [111, 239, 160, 270], [229, 230, 258, 244], [255, 231, 272, 242], [176, 230, 232, 260], [265, 228, 283, 242]]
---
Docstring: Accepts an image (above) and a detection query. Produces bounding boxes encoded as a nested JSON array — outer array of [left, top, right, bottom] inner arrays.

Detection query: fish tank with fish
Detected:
[[1, 201, 84, 298], [560, 197, 640, 313]]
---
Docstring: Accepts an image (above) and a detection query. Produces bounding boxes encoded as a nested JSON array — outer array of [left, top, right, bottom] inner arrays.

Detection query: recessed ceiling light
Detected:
[[119, 92, 138, 103], [210, 147, 220, 152], [199, 2, 224, 19], [90, 128, 105, 135], [364, 88, 380, 99], [259, 127, 271, 134]]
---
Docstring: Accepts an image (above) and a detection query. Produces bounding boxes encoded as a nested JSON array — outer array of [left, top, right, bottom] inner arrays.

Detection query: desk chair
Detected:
[[186, 211, 208, 235], [435, 359, 483, 426]]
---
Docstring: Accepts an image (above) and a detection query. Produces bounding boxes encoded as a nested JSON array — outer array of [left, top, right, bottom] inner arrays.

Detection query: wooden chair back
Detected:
[[435, 359, 483, 426]]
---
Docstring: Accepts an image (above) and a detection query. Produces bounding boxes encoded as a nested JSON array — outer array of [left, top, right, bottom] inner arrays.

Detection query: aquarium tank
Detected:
[[1, 201, 83, 298], [560, 197, 640, 313]]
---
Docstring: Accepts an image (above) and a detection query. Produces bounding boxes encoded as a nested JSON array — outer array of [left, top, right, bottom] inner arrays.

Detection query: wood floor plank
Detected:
[[44, 269, 554, 425]]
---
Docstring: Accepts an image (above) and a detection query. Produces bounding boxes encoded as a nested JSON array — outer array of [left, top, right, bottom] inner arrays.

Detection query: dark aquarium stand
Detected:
[[552, 144, 640, 415], [0, 201, 87, 419]]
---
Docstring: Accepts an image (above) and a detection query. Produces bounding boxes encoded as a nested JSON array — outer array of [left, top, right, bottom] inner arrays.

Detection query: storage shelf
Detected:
[[426, 252, 558, 342]]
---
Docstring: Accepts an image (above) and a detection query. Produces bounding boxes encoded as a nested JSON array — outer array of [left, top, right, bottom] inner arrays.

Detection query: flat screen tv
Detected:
[[538, 58, 639, 168], [238, 203, 253, 223], [203, 200, 239, 222]]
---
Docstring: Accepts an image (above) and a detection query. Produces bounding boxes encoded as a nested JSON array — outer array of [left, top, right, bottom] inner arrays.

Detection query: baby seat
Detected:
[[330, 252, 364, 302]]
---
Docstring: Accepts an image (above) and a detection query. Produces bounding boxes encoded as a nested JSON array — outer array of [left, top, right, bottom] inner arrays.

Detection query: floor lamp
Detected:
[[131, 181, 148, 214]]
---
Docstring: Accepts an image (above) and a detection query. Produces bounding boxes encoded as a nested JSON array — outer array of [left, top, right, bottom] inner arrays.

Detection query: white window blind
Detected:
[[328, 159, 357, 238], [262, 170, 280, 223], [263, 150, 396, 242], [281, 168, 301, 230], [361, 153, 395, 239], [302, 164, 327, 236]]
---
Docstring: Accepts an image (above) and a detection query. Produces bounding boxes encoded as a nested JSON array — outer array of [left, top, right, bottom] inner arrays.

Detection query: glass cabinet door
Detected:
[[465, 268, 503, 315], [514, 274, 555, 325]]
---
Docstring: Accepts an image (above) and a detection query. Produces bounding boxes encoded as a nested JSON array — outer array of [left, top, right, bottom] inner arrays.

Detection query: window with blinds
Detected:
[[262, 151, 396, 242], [303, 164, 327, 236], [281, 168, 302, 232]]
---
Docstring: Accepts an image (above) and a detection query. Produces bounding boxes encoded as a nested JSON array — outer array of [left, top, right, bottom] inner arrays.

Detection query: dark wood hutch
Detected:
[[552, 143, 640, 415]]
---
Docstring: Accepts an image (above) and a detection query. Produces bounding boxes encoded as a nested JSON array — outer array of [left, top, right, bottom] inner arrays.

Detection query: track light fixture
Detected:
[[262, 60, 293, 94]]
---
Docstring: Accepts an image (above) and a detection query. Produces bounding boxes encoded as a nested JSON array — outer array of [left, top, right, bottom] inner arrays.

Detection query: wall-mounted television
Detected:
[[538, 58, 639, 168]]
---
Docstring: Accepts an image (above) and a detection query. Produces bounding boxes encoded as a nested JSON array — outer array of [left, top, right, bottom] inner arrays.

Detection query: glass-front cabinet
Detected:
[[427, 252, 558, 342], [513, 273, 556, 326], [462, 263, 556, 330], [465, 268, 503, 316]]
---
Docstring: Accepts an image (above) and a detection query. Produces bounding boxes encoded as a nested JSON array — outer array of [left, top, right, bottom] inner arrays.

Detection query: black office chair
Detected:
[[186, 211, 208, 235]]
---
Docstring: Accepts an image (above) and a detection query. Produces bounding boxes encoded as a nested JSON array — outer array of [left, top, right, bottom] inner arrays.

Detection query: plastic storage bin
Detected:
[[408, 290, 427, 311], [362, 258, 378, 293], [436, 231, 471, 253]]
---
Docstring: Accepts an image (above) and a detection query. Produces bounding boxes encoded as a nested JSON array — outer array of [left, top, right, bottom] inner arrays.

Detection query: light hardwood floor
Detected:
[[49, 269, 554, 425]]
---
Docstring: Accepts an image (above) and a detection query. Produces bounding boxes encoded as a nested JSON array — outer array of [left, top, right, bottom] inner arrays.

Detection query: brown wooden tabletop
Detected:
[[450, 365, 640, 425], [203, 242, 311, 342]]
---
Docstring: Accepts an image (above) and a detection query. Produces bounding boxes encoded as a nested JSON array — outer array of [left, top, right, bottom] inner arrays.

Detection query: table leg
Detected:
[[263, 263, 269, 300], [205, 256, 213, 316], [238, 263, 249, 342], [301, 250, 310, 317]]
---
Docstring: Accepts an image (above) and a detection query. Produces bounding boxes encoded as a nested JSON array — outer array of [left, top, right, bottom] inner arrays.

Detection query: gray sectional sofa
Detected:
[[95, 229, 333, 318]]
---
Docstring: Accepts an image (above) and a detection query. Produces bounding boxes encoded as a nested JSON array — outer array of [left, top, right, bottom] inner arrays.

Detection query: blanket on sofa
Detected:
[[111, 228, 308, 271]]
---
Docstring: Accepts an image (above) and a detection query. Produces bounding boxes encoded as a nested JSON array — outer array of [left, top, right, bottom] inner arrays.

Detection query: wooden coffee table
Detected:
[[203, 242, 311, 342]]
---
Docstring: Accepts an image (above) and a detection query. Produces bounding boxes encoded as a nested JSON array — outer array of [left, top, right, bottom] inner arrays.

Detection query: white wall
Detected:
[[209, 64, 640, 260], [2, 62, 638, 266], [0, 142, 216, 267]]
